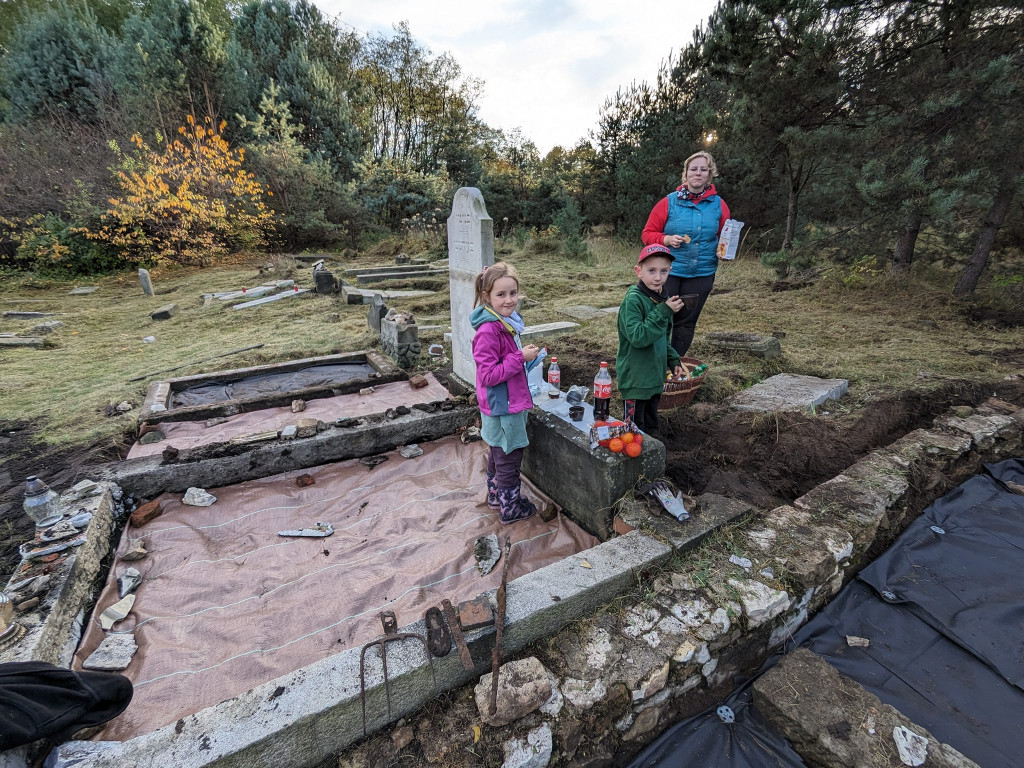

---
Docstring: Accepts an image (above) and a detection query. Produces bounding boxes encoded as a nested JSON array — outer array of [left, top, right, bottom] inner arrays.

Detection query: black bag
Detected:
[[0, 661, 132, 750]]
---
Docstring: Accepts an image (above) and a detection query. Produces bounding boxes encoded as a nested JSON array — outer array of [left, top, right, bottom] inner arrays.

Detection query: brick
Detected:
[[458, 595, 494, 630], [130, 500, 163, 527]]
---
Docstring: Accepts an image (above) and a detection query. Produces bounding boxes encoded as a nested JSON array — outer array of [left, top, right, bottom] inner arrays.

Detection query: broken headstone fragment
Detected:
[[278, 522, 334, 538], [279, 425, 298, 439], [846, 635, 870, 648], [399, 444, 423, 459], [83, 632, 139, 671], [121, 539, 148, 562], [118, 568, 142, 598], [69, 286, 98, 295], [99, 594, 136, 630], [70, 513, 93, 528], [728, 555, 753, 571], [40, 521, 79, 542], [182, 487, 216, 506], [474, 534, 501, 576]]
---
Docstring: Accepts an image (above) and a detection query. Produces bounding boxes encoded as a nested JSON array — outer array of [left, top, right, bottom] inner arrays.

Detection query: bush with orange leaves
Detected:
[[79, 115, 274, 265]]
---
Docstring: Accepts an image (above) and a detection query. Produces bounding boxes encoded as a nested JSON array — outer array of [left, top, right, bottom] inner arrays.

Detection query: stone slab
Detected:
[[563, 306, 611, 322], [705, 331, 782, 359], [68, 286, 98, 295], [150, 304, 178, 321], [341, 285, 435, 305], [231, 288, 310, 310], [0, 337, 44, 348], [30, 321, 63, 334], [82, 632, 138, 671], [728, 374, 848, 412], [343, 264, 435, 277], [355, 268, 447, 285], [2, 311, 54, 319], [520, 322, 581, 342]]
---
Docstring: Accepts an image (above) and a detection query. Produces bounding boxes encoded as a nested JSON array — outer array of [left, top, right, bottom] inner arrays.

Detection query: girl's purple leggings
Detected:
[[487, 446, 524, 488]]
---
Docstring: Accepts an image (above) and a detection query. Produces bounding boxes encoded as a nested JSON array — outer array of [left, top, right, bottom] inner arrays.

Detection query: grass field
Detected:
[[1, 234, 1023, 454]]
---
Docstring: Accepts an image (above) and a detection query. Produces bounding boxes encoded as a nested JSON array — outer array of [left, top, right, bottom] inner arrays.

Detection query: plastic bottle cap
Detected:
[[551, 357, 557, 362], [600, 362, 608, 367]]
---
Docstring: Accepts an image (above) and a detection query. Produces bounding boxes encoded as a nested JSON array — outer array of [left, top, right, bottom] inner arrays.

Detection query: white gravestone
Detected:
[[447, 188, 494, 387], [138, 268, 154, 296]]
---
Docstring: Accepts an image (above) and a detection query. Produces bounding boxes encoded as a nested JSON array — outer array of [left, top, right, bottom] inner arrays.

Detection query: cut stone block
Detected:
[[520, 322, 581, 342], [313, 270, 336, 294], [150, 303, 179, 321], [729, 374, 848, 412], [705, 331, 782, 359], [380, 313, 420, 369]]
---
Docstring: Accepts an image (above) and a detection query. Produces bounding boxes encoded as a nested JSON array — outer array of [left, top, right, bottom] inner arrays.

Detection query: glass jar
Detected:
[[23, 476, 62, 528]]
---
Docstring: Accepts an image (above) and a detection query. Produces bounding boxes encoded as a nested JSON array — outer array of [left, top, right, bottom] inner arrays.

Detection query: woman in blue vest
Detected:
[[641, 151, 731, 357]]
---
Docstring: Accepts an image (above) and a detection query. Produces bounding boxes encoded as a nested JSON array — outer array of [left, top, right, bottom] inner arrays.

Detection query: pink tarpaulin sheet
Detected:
[[76, 436, 598, 740], [128, 374, 451, 459]]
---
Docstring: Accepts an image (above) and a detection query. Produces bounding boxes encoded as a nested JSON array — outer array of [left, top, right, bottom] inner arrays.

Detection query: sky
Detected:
[[316, 0, 719, 155]]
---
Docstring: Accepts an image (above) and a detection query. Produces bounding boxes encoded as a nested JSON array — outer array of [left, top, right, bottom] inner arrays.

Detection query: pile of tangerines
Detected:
[[594, 422, 644, 458]]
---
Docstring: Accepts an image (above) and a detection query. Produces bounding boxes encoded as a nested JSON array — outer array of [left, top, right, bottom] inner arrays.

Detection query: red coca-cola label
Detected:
[[548, 373, 560, 386], [594, 381, 612, 398]]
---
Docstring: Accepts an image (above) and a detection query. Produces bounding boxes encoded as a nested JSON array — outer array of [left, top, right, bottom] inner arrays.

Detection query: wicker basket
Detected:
[[659, 356, 706, 410]]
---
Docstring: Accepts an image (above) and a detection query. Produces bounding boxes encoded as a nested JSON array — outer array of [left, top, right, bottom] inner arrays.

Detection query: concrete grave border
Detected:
[[139, 351, 403, 425]]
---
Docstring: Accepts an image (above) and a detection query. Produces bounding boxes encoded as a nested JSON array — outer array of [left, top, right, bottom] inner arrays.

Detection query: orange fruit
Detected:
[[621, 433, 635, 444], [633, 433, 644, 445], [625, 441, 642, 458], [608, 438, 624, 453]]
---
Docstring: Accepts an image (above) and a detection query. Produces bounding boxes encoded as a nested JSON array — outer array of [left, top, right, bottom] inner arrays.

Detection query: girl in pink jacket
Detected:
[[470, 262, 543, 524]]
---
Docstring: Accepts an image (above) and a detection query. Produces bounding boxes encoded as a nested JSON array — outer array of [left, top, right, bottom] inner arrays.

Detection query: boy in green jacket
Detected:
[[615, 244, 686, 432]]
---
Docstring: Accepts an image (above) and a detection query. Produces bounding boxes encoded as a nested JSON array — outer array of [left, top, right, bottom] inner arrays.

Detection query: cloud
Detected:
[[322, 0, 717, 153]]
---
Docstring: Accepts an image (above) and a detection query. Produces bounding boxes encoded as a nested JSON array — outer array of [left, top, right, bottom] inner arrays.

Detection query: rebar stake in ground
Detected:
[[489, 536, 512, 717], [359, 611, 436, 737]]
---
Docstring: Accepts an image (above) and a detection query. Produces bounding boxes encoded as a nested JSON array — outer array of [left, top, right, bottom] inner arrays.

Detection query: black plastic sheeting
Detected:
[[170, 362, 376, 407], [628, 458, 1024, 768]]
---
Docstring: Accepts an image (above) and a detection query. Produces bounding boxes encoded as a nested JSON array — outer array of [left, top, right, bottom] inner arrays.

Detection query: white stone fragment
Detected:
[[622, 606, 661, 639], [502, 724, 553, 768], [695, 643, 711, 665], [729, 555, 752, 570], [747, 528, 777, 550], [562, 678, 607, 708], [83, 632, 138, 671], [893, 726, 928, 766], [539, 671, 564, 717], [702, 658, 718, 677], [584, 628, 613, 668], [826, 533, 854, 562], [846, 635, 871, 648], [633, 661, 669, 701], [670, 598, 712, 629], [673, 639, 698, 664], [641, 630, 661, 648], [182, 487, 217, 506], [729, 579, 791, 628]]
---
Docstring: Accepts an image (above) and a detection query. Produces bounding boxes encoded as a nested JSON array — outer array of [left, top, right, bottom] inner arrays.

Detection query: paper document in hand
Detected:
[[716, 219, 745, 260]]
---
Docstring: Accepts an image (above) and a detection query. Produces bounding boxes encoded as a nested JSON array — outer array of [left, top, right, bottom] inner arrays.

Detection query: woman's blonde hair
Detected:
[[474, 261, 520, 307], [681, 151, 718, 184]]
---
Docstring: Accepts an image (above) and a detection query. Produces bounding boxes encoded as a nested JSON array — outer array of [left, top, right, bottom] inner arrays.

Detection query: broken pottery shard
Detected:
[[399, 444, 423, 459], [83, 632, 138, 671], [277, 522, 334, 538], [182, 487, 216, 506], [121, 539, 148, 562], [99, 594, 136, 630], [846, 635, 870, 648], [118, 568, 142, 598], [474, 534, 501, 576], [893, 726, 928, 766]]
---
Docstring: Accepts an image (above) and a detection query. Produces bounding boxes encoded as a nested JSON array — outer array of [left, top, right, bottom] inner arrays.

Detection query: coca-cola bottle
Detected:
[[547, 357, 561, 398], [593, 362, 612, 421]]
